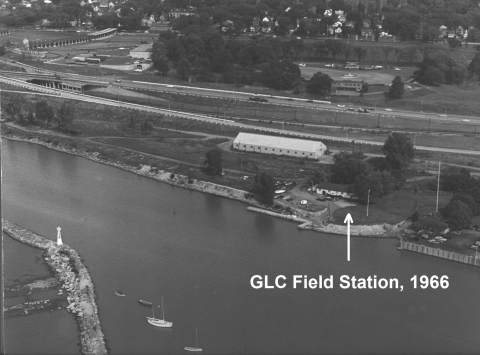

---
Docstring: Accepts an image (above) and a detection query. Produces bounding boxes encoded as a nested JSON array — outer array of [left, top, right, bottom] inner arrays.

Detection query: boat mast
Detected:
[[162, 297, 165, 320]]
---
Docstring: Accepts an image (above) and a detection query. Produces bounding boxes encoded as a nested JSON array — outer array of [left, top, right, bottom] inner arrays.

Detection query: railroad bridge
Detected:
[[28, 28, 117, 50]]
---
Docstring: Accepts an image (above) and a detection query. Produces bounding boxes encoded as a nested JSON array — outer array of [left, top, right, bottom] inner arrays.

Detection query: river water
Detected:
[[3, 139, 480, 355]]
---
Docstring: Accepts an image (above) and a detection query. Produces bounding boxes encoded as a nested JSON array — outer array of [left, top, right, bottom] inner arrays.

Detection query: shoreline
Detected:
[[2, 219, 108, 355], [3, 134, 401, 237]]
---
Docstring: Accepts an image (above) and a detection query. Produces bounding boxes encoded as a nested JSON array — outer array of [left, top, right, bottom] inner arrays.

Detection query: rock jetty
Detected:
[[2, 219, 108, 355]]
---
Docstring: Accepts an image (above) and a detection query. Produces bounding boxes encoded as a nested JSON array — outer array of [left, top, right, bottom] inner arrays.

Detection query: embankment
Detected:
[[3, 134, 403, 237], [2, 219, 108, 355]]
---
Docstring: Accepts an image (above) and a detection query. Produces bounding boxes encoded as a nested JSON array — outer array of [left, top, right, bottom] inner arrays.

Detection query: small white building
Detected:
[[129, 43, 152, 59], [315, 182, 357, 200], [233, 132, 326, 159]]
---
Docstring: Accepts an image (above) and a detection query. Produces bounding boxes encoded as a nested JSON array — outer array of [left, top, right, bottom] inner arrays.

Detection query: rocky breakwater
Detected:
[[2, 219, 108, 355]]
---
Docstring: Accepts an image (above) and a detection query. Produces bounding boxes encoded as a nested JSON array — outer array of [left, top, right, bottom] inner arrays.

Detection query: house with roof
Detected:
[[233, 132, 327, 159], [315, 182, 357, 200], [331, 79, 365, 96]]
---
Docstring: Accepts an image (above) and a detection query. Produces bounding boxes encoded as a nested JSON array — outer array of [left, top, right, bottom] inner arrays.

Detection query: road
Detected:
[[2, 68, 480, 126], [1, 75, 480, 157]]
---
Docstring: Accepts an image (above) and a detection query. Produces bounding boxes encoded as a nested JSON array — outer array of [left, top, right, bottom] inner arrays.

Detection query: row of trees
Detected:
[[2, 96, 75, 133], [329, 133, 414, 203], [153, 32, 301, 89]]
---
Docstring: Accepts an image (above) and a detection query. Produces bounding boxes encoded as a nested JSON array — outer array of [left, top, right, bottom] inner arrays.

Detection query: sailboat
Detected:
[[115, 281, 126, 297], [184, 327, 202, 352], [147, 297, 172, 328]]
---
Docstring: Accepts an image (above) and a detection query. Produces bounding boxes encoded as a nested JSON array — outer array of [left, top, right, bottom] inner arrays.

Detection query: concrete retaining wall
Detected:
[[399, 239, 480, 267]]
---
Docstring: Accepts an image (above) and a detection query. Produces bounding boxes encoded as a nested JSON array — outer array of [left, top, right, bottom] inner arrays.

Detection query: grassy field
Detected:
[[331, 185, 417, 225]]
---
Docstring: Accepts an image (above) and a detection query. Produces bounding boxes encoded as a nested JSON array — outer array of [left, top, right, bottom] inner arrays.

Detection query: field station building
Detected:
[[233, 133, 326, 159]]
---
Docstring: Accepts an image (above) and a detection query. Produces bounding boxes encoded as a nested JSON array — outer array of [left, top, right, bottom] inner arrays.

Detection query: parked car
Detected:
[[337, 104, 345, 108], [394, 67, 402, 71], [299, 63, 306, 67]]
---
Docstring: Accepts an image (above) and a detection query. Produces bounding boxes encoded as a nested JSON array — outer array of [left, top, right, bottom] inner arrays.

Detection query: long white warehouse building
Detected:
[[233, 132, 327, 159]]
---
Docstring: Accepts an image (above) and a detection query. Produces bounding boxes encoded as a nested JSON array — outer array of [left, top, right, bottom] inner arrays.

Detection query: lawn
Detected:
[[331, 185, 417, 226]]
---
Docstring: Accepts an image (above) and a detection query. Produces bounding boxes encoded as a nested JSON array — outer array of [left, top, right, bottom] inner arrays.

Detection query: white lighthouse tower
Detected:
[[57, 226, 63, 246]]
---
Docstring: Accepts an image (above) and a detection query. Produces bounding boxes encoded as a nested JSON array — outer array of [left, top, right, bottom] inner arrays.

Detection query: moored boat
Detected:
[[139, 300, 152, 306]]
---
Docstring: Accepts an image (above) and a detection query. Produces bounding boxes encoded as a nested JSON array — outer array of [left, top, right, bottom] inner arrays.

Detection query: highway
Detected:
[[1, 75, 480, 157], [2, 69, 479, 127]]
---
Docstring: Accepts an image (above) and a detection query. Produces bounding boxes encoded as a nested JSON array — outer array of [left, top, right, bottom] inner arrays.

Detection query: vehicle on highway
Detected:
[[306, 99, 314, 103], [358, 108, 369, 113], [286, 98, 293, 101], [394, 67, 402, 71], [167, 85, 174, 88], [439, 114, 447, 117], [299, 63, 306, 67], [249, 96, 268, 102], [385, 108, 393, 111], [463, 119, 471, 122], [337, 104, 345, 108], [325, 64, 334, 67], [347, 108, 355, 111]]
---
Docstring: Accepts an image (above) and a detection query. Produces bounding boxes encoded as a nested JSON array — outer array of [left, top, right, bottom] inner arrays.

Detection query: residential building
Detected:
[[233, 132, 327, 159]]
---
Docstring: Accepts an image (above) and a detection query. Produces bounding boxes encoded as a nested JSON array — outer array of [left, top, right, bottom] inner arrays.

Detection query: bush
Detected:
[[170, 173, 175, 179], [51, 140, 60, 146], [411, 211, 419, 222]]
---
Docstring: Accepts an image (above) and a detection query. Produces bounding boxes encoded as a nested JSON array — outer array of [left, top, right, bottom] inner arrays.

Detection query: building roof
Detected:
[[316, 182, 350, 193], [234, 132, 325, 152], [130, 43, 152, 52], [334, 80, 363, 84]]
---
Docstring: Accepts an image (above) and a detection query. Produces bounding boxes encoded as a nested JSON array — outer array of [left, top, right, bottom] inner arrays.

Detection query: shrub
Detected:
[[52, 140, 60, 146], [411, 211, 419, 222], [170, 173, 175, 179]]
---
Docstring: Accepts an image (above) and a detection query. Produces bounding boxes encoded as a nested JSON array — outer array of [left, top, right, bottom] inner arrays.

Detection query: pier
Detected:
[[399, 239, 480, 267], [2, 219, 108, 355]]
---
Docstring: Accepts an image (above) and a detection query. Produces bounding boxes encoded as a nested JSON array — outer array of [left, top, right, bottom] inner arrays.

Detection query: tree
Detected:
[[353, 172, 383, 203], [354, 46, 367, 63], [204, 148, 223, 176], [381, 46, 393, 64], [251, 172, 276, 205], [388, 76, 405, 99], [306, 72, 333, 96], [324, 40, 345, 62], [331, 151, 369, 185], [452, 193, 479, 216], [382, 133, 414, 171], [441, 200, 472, 230], [35, 100, 55, 127], [56, 101, 75, 133], [176, 58, 192, 81], [468, 52, 480, 78]]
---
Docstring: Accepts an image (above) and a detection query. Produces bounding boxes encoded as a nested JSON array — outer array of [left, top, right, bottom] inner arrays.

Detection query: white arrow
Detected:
[[344, 213, 353, 261]]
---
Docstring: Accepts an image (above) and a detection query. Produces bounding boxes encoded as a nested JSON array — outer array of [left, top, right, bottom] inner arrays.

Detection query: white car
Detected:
[[463, 119, 471, 122], [337, 104, 345, 108], [275, 189, 286, 194], [385, 108, 393, 111], [134, 69, 143, 72], [374, 65, 383, 69], [394, 67, 401, 71], [439, 114, 447, 117], [167, 85, 174, 88], [299, 63, 306, 67], [325, 64, 334, 67]]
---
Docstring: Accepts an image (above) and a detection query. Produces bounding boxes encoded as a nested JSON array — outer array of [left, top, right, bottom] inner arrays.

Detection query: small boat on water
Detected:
[[184, 327, 202, 352], [139, 300, 152, 306], [147, 297, 172, 328], [115, 281, 126, 297]]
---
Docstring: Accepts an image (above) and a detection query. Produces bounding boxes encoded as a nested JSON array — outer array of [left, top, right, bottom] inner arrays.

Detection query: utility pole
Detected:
[[436, 161, 441, 212], [428, 118, 431, 133], [377, 114, 380, 127], [367, 189, 371, 217]]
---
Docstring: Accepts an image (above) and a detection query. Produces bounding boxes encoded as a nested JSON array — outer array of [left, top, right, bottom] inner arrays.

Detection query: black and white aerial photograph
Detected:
[[1, 0, 480, 354]]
